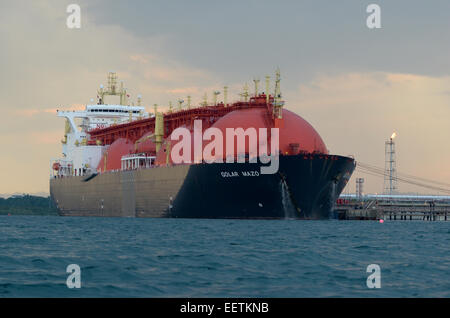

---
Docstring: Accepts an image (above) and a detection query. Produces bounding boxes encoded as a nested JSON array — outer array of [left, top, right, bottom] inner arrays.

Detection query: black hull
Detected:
[[170, 154, 355, 219], [50, 154, 355, 219]]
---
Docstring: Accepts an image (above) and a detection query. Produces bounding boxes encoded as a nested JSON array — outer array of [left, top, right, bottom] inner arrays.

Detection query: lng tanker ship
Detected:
[[50, 71, 355, 219]]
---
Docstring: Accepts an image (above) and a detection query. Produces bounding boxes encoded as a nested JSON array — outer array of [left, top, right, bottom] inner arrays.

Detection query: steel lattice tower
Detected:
[[356, 178, 364, 198], [384, 133, 397, 194]]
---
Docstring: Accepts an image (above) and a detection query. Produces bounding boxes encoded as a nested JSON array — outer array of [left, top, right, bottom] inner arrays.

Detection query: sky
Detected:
[[0, 0, 449, 195]]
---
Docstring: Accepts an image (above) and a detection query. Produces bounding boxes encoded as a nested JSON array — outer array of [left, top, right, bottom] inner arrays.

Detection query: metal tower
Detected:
[[356, 178, 364, 198], [384, 132, 398, 194]]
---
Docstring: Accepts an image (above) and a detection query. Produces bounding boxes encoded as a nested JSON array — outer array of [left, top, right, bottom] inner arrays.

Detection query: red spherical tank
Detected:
[[155, 108, 327, 165], [210, 108, 328, 156], [136, 132, 157, 154], [97, 138, 134, 172]]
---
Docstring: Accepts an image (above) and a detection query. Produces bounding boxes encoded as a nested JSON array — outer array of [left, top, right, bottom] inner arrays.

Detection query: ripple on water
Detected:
[[0, 216, 448, 297]]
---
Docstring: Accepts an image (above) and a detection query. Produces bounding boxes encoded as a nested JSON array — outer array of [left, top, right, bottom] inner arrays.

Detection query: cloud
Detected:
[[129, 54, 152, 64], [1, 1, 449, 196], [286, 72, 450, 194], [0, 1, 224, 193], [13, 105, 85, 117]]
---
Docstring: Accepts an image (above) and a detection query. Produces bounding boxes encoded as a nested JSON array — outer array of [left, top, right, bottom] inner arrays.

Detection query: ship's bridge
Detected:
[[83, 104, 148, 130], [52, 72, 149, 178], [86, 104, 145, 114]]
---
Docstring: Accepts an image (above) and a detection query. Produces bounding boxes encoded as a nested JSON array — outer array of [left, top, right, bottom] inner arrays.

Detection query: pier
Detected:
[[335, 194, 450, 221]]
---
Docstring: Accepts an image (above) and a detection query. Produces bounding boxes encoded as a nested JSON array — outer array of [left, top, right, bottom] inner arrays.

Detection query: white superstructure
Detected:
[[51, 72, 149, 177]]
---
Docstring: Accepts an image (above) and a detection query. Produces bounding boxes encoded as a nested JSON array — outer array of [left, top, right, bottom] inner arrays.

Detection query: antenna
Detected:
[[223, 86, 228, 107], [253, 78, 260, 96], [137, 94, 142, 106], [108, 72, 117, 94], [97, 72, 127, 105], [273, 68, 283, 119], [119, 81, 124, 104], [240, 83, 249, 102], [213, 91, 220, 106]]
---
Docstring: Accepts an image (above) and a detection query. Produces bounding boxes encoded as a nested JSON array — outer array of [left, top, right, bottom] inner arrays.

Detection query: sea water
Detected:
[[0, 215, 448, 297]]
